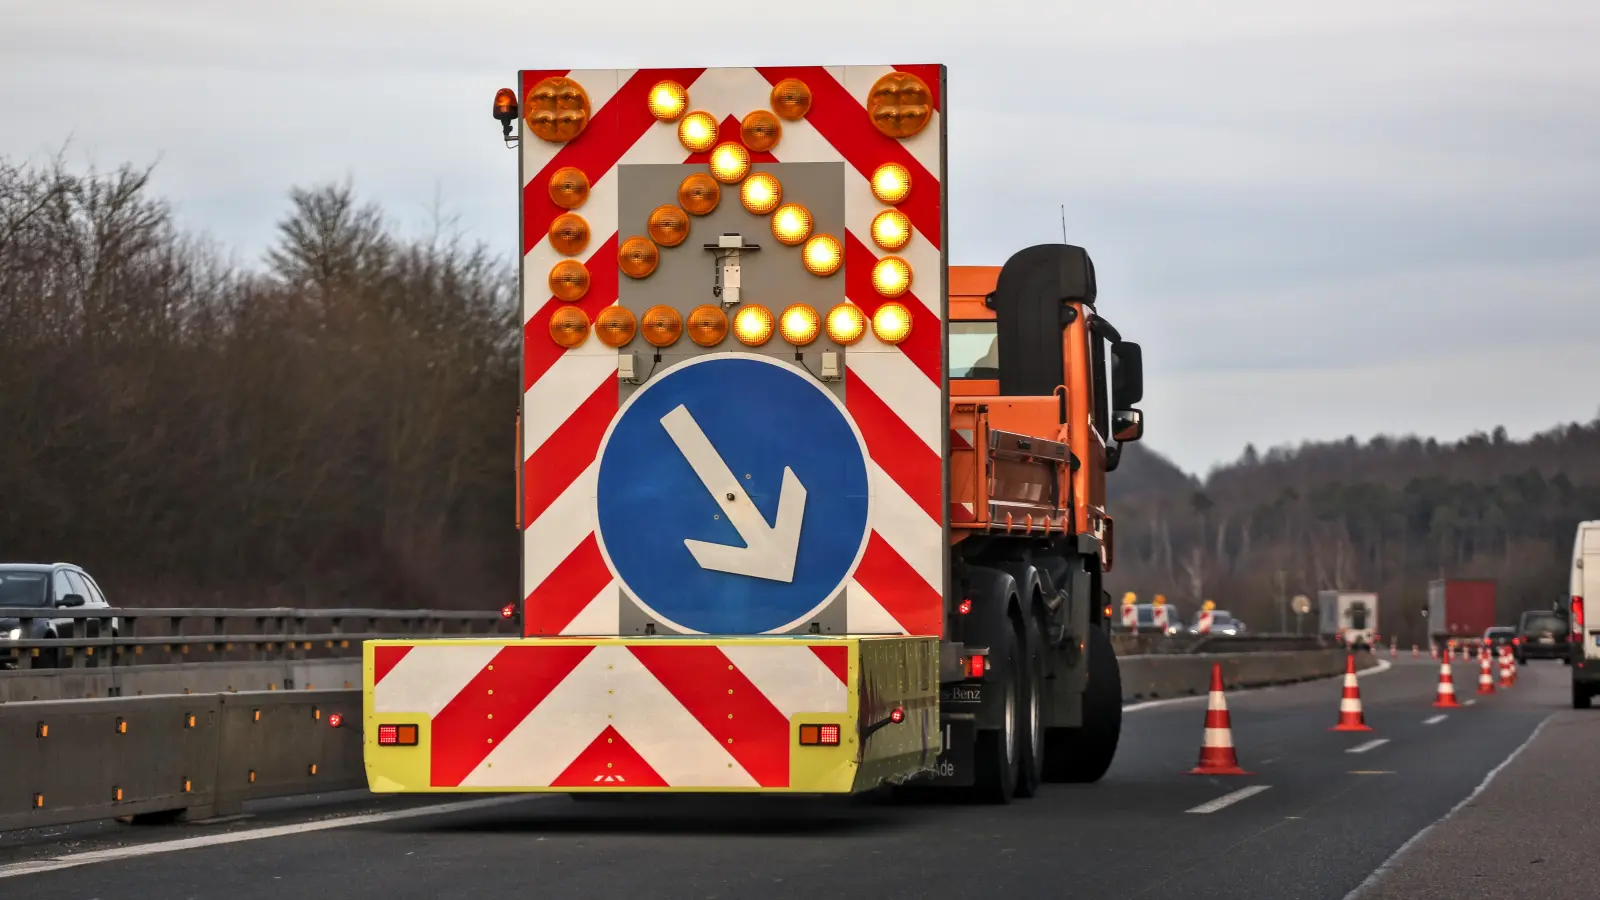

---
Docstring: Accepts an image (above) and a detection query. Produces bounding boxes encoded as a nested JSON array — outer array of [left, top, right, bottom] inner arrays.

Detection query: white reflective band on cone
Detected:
[[1202, 728, 1233, 748]]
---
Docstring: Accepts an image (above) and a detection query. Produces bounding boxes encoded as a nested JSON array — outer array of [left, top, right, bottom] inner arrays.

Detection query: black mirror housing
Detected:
[[1112, 341, 1144, 407], [58, 593, 86, 608], [1112, 408, 1144, 443]]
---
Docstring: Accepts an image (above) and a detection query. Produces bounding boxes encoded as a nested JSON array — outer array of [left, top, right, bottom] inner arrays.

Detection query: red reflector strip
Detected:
[[378, 724, 419, 746]]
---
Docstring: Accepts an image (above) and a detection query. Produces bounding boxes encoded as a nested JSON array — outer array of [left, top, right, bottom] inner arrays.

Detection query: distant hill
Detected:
[[1105, 419, 1600, 644]]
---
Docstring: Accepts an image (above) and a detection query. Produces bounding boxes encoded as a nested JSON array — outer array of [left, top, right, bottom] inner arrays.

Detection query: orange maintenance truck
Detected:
[[363, 64, 1148, 803]]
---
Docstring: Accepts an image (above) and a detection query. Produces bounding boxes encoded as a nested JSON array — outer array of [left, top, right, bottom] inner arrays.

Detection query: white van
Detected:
[[1570, 520, 1600, 708]]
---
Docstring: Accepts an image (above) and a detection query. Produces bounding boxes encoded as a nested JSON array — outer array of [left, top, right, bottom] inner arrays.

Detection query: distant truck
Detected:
[[1427, 578, 1496, 651], [1318, 590, 1378, 648]]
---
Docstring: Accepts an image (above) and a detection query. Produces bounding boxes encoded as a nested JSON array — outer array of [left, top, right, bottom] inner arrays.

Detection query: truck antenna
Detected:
[[1060, 204, 1067, 242]]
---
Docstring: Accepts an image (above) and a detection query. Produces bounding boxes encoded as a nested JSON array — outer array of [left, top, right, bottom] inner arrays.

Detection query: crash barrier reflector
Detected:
[[0, 690, 361, 832]]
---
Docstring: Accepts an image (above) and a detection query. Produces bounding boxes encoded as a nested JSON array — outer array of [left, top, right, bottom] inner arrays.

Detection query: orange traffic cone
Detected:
[[1433, 660, 1460, 708], [1477, 653, 1496, 694], [1331, 654, 1373, 731], [1412, 645, 1420, 658], [1188, 663, 1251, 776], [1499, 646, 1514, 688]]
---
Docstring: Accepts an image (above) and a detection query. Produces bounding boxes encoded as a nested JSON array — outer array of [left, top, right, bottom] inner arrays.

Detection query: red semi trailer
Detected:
[[1427, 578, 1496, 654]]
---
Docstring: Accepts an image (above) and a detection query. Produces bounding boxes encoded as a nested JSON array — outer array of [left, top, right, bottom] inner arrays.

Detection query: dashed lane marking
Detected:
[[1186, 785, 1272, 814], [1423, 714, 1447, 725], [1342, 713, 1554, 900], [1346, 739, 1390, 754]]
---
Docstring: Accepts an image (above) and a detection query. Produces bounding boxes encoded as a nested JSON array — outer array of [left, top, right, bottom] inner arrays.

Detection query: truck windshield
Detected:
[[950, 321, 998, 379], [0, 571, 49, 607]]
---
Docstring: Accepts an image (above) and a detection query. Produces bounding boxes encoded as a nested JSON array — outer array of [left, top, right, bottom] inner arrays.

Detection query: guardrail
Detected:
[[0, 644, 1374, 833], [0, 607, 516, 671]]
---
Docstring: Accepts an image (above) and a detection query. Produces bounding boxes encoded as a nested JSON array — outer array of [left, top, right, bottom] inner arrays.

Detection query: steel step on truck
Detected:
[[362, 64, 1148, 802]]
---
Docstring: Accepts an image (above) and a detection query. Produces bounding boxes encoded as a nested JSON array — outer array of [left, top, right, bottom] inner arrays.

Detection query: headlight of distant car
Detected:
[[4, 628, 19, 640]]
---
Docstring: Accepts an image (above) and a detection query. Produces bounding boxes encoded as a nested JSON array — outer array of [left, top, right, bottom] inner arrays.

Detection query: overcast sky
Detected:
[[4, 0, 1596, 475]]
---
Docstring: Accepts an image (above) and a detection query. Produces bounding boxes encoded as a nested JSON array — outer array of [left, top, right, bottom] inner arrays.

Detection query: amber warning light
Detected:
[[493, 88, 518, 144]]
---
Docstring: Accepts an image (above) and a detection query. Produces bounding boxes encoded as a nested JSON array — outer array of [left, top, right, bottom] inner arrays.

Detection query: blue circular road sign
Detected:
[[595, 353, 871, 634]]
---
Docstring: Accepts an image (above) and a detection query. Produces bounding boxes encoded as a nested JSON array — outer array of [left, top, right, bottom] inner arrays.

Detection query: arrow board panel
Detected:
[[595, 353, 872, 635]]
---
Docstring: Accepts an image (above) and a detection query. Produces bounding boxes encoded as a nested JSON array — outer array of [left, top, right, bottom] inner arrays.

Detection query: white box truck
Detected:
[[1318, 590, 1379, 648]]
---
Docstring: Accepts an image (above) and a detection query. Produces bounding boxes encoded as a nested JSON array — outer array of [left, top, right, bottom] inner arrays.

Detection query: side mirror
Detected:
[[58, 593, 86, 608], [1111, 341, 1143, 408], [1112, 408, 1144, 443]]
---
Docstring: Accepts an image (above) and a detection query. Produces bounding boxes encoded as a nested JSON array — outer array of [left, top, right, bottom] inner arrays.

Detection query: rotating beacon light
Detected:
[[704, 233, 761, 307]]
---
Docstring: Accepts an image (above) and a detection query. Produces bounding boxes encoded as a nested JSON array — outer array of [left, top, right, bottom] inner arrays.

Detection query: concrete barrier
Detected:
[[0, 689, 361, 832], [0, 659, 362, 703], [1119, 648, 1374, 702], [0, 648, 1368, 833]]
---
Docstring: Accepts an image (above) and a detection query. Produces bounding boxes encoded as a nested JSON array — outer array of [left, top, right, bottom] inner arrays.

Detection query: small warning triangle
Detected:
[[551, 726, 669, 788]]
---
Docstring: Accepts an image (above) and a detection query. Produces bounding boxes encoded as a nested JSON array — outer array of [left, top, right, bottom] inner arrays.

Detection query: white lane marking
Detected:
[[1342, 713, 1555, 900], [1122, 657, 1393, 712], [1464, 699, 1477, 706], [1186, 785, 1272, 814], [0, 795, 540, 880], [1423, 714, 1448, 725], [1346, 738, 1390, 754]]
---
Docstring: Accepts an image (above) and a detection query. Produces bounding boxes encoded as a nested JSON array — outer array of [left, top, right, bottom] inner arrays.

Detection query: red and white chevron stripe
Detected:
[[372, 641, 850, 788], [519, 66, 946, 639]]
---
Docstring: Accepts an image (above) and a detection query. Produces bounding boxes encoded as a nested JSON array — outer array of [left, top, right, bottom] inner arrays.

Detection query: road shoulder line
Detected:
[[1341, 712, 1554, 899]]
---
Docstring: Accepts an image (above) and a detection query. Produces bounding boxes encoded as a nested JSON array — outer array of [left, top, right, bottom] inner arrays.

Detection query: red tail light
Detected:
[[1573, 596, 1585, 641], [889, 706, 905, 724], [798, 724, 841, 746], [957, 598, 972, 615], [377, 724, 419, 746], [500, 603, 517, 619], [964, 654, 986, 679]]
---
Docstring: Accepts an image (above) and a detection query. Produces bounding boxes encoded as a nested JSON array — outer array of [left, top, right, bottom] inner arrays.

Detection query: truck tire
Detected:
[[1574, 683, 1591, 710], [1042, 622, 1121, 783], [1015, 613, 1046, 798], [972, 627, 1022, 804]]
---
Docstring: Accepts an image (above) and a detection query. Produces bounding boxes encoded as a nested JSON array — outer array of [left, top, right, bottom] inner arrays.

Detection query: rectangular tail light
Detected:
[[377, 724, 419, 746], [964, 653, 986, 679], [798, 724, 841, 746]]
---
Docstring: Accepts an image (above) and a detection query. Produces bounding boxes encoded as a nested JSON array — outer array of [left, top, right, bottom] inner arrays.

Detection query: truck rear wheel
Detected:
[[1042, 622, 1121, 782], [1015, 613, 1046, 798], [1574, 683, 1592, 709], [972, 627, 1022, 804]]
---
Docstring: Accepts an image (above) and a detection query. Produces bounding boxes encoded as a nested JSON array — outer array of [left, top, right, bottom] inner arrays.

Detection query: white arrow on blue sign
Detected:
[[595, 353, 872, 635]]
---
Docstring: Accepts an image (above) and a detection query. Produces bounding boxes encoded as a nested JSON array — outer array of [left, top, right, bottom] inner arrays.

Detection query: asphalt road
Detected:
[[0, 652, 1568, 900]]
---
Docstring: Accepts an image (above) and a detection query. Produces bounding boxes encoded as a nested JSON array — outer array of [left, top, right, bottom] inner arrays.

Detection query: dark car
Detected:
[[1517, 609, 1569, 663], [1482, 626, 1517, 658], [0, 562, 116, 668]]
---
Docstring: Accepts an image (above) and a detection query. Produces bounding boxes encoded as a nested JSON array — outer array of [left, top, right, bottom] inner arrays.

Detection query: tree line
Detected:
[[6, 154, 1596, 629], [1107, 422, 1600, 644], [0, 156, 518, 608]]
